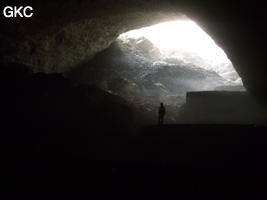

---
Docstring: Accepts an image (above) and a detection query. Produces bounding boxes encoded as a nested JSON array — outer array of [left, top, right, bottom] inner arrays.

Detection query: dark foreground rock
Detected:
[[0, 63, 133, 133], [1, 124, 267, 200]]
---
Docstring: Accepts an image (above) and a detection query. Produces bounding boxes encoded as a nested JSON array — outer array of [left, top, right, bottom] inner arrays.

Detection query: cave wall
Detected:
[[0, 1, 181, 73], [1, 0, 267, 99], [179, 91, 267, 124]]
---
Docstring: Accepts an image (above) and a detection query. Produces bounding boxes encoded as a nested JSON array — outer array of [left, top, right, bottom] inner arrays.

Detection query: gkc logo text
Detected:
[[3, 6, 34, 18]]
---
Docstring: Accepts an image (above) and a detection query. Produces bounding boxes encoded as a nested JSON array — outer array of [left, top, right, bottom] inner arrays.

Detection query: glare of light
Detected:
[[120, 19, 231, 66], [119, 19, 244, 85]]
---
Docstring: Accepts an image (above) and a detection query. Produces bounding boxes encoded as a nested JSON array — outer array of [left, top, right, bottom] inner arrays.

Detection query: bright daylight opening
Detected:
[[81, 18, 246, 124], [119, 19, 244, 86]]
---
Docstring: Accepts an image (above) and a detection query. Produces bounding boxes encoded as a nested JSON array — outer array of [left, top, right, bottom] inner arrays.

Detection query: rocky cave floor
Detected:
[[0, 62, 267, 199], [0, 64, 267, 199], [1, 124, 267, 200]]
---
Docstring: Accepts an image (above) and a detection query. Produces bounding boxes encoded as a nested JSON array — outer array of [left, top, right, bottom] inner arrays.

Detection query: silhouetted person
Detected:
[[158, 102, 166, 125]]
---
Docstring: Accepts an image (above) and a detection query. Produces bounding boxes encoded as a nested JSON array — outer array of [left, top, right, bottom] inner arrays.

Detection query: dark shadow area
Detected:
[[113, 124, 267, 200], [1, 64, 267, 199], [0, 63, 133, 130], [0, 63, 134, 199]]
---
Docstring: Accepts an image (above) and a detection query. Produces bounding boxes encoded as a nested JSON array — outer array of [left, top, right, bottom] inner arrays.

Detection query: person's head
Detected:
[[160, 102, 164, 106]]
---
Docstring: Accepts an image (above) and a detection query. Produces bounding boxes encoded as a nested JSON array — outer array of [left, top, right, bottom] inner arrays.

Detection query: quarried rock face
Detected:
[[179, 91, 267, 124]]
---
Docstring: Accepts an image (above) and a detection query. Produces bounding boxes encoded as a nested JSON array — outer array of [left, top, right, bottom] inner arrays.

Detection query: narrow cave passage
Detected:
[[70, 18, 246, 124]]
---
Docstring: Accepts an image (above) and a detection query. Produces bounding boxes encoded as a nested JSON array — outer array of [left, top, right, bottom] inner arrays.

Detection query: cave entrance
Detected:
[[115, 18, 245, 123], [71, 17, 245, 124], [118, 18, 244, 87]]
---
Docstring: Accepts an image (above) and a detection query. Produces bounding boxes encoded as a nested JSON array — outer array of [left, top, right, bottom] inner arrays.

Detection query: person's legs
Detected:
[[158, 116, 163, 125]]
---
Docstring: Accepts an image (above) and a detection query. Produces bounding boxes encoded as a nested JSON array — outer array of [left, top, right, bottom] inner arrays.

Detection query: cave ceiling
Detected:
[[1, 0, 267, 99]]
